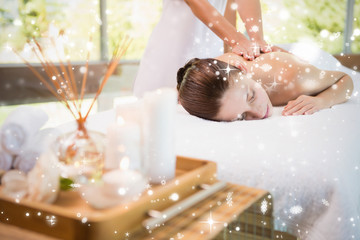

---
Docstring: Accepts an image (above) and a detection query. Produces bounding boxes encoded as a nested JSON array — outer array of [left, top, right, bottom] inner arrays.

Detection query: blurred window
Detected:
[[0, 0, 358, 63], [0, 0, 162, 63], [260, 0, 360, 54]]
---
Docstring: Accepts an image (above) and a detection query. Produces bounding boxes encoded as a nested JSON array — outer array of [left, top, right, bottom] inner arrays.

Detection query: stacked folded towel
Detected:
[[0, 106, 48, 155], [0, 106, 62, 203], [0, 143, 12, 171], [0, 106, 49, 172], [13, 128, 61, 173]]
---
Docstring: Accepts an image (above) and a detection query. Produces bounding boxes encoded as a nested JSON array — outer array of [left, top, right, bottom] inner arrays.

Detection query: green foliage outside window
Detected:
[[0, 0, 101, 62], [18, 0, 48, 39], [353, 0, 360, 52], [0, 0, 64, 51], [262, 0, 360, 54], [0, 0, 359, 63], [106, 0, 162, 59]]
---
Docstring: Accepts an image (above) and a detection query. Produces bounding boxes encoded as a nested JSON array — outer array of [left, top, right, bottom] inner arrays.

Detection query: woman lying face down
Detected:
[[177, 52, 354, 121]]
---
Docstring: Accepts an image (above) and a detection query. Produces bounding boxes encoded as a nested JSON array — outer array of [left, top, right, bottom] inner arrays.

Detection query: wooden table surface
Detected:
[[0, 223, 59, 240], [0, 183, 276, 240]]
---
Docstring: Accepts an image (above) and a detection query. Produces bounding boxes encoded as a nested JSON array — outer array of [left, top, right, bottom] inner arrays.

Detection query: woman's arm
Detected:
[[235, 0, 268, 52], [184, 0, 259, 60], [282, 71, 354, 115]]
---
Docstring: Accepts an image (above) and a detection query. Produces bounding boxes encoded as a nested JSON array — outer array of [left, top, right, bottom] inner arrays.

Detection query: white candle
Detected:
[[143, 88, 177, 184], [105, 118, 141, 170], [102, 169, 146, 198], [115, 98, 143, 126], [80, 169, 147, 209]]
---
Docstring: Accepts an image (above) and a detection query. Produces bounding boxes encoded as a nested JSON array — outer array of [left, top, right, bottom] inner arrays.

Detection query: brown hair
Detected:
[[177, 58, 240, 121]]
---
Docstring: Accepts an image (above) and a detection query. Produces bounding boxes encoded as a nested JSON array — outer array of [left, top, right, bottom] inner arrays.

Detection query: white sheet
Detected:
[[176, 98, 360, 239], [174, 44, 360, 239], [76, 44, 360, 239]]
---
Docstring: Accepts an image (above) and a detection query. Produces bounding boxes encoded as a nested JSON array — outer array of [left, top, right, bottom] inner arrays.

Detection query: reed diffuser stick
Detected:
[[14, 35, 131, 125], [84, 36, 132, 121]]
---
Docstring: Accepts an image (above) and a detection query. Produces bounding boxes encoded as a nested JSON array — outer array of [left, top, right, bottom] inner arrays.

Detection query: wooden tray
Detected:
[[0, 156, 217, 240], [136, 183, 274, 240]]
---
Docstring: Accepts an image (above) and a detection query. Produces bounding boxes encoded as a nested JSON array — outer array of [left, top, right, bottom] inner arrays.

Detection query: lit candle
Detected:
[[105, 117, 141, 170], [102, 169, 147, 199], [143, 88, 177, 184], [80, 169, 147, 209]]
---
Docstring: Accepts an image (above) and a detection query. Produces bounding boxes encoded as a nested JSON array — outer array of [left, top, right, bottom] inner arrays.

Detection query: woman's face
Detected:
[[215, 75, 273, 121]]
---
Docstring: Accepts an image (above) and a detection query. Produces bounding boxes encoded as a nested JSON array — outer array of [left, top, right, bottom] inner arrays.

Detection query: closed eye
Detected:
[[250, 90, 255, 102], [247, 89, 255, 103]]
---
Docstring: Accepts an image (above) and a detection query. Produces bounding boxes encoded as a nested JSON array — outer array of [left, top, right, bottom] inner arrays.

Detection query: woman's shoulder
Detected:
[[255, 51, 304, 63], [216, 51, 298, 66], [215, 51, 310, 74], [215, 52, 238, 62], [215, 52, 248, 69]]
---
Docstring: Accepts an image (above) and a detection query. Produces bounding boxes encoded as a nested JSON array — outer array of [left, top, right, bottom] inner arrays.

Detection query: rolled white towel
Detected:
[[0, 106, 48, 155], [13, 151, 38, 173], [2, 150, 60, 204], [13, 128, 61, 173], [27, 149, 60, 203], [1, 170, 28, 199], [0, 147, 13, 171]]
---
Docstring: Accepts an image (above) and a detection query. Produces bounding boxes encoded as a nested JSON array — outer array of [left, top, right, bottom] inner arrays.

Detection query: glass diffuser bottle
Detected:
[[16, 36, 131, 186], [56, 118, 106, 184]]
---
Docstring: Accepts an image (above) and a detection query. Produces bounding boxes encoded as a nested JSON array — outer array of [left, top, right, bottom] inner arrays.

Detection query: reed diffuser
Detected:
[[15, 35, 131, 183]]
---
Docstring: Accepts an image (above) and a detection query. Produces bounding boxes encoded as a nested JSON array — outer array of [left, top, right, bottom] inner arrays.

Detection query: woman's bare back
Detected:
[[216, 52, 346, 106]]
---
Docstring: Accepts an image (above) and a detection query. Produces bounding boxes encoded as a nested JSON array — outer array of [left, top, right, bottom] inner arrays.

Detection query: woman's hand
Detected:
[[232, 38, 257, 60], [232, 38, 272, 61], [282, 95, 326, 116], [254, 39, 272, 54]]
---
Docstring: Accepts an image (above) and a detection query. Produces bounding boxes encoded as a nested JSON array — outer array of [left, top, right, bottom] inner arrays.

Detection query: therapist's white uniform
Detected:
[[133, 0, 228, 98]]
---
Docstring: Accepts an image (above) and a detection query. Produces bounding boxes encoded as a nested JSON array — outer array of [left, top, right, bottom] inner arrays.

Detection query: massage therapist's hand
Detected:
[[282, 95, 326, 116], [254, 39, 272, 54], [231, 37, 255, 60], [232, 37, 271, 61]]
